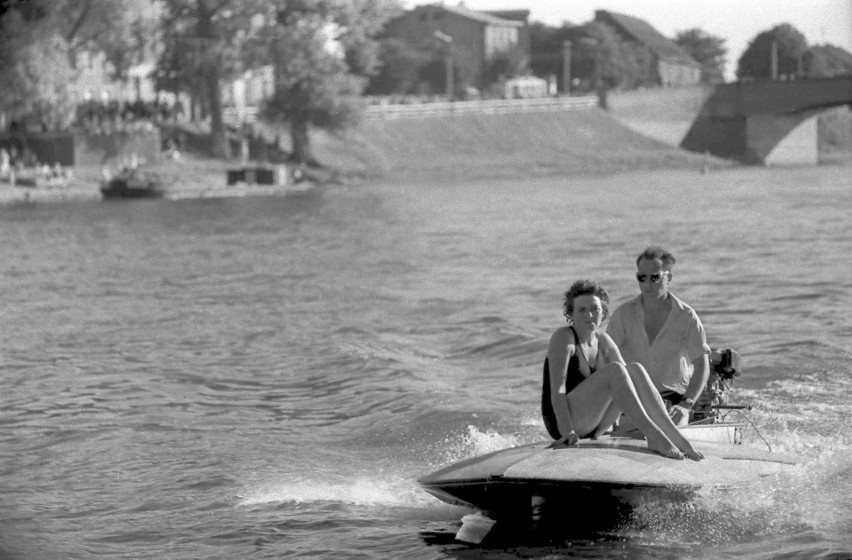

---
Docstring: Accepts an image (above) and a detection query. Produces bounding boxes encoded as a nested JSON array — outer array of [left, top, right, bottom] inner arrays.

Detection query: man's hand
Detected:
[[548, 431, 580, 449]]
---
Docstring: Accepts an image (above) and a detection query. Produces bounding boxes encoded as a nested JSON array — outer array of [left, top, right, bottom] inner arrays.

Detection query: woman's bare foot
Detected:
[[667, 432, 704, 461], [647, 435, 684, 460], [680, 446, 704, 461]]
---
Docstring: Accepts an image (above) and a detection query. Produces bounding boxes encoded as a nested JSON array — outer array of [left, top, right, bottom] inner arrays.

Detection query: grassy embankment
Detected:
[[308, 84, 852, 183], [311, 87, 720, 185]]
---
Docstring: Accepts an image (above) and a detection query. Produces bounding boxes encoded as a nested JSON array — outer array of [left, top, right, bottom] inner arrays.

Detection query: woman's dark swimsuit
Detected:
[[541, 327, 597, 440]]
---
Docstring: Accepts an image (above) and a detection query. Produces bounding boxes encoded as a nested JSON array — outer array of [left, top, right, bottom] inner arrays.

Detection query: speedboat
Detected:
[[418, 349, 798, 529]]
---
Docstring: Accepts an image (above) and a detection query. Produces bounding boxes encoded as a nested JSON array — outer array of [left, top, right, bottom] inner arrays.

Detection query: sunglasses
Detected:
[[636, 272, 667, 283]]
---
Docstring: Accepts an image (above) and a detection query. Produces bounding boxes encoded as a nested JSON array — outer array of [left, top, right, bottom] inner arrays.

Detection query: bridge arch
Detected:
[[681, 77, 852, 164]]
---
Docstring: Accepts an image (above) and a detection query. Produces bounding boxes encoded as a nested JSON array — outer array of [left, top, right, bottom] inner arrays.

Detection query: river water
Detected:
[[1, 164, 850, 559]]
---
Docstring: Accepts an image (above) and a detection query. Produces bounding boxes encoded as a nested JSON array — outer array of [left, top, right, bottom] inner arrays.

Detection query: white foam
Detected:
[[238, 475, 431, 508], [435, 424, 523, 468]]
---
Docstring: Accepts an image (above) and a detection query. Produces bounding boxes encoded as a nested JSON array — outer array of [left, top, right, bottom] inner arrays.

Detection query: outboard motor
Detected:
[[691, 348, 741, 423]]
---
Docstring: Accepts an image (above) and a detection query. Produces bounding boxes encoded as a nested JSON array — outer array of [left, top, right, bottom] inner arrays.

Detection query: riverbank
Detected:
[[0, 156, 320, 205], [4, 91, 849, 205]]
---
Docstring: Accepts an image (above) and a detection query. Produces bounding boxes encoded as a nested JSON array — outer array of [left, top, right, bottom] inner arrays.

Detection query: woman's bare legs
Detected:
[[567, 363, 683, 460], [591, 401, 622, 439], [623, 363, 704, 461]]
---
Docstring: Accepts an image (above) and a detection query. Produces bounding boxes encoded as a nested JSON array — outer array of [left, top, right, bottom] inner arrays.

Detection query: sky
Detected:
[[404, 0, 852, 81]]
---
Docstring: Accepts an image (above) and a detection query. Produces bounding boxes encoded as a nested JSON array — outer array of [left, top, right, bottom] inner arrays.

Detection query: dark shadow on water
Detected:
[[418, 496, 636, 558]]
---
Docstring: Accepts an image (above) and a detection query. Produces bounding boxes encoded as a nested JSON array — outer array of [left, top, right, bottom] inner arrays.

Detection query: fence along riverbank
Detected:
[[363, 96, 599, 119], [224, 96, 600, 125]]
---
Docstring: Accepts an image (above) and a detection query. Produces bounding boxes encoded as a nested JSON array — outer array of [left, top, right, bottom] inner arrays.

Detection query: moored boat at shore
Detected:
[[100, 169, 165, 199]]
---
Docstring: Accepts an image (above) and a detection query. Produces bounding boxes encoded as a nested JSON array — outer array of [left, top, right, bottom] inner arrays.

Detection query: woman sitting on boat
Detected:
[[542, 279, 703, 461]]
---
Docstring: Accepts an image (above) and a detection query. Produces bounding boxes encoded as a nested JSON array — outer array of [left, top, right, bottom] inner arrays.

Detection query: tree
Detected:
[[804, 44, 852, 78], [0, 16, 77, 130], [258, 0, 401, 166], [53, 0, 157, 80], [575, 22, 654, 91], [156, 0, 264, 158], [364, 38, 432, 95], [528, 22, 575, 91], [416, 43, 479, 97], [675, 28, 727, 83], [483, 43, 529, 85], [737, 23, 808, 80], [0, 0, 153, 130]]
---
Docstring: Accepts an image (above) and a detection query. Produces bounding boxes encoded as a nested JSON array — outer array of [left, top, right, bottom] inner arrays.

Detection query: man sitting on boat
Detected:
[[607, 246, 711, 427]]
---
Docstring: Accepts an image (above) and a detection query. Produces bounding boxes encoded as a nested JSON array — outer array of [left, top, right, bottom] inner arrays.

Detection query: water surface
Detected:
[[1, 164, 850, 559]]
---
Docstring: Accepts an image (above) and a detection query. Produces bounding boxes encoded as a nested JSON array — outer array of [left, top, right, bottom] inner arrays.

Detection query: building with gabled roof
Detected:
[[384, 3, 528, 90], [594, 10, 700, 87]]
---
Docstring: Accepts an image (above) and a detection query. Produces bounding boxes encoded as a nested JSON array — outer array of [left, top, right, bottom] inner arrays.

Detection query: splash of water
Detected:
[[238, 474, 430, 508], [623, 427, 852, 546], [435, 424, 522, 466], [236, 425, 524, 511]]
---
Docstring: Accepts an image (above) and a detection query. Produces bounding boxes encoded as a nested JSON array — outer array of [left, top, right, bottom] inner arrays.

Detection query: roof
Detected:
[[480, 9, 531, 23], [595, 10, 698, 66], [415, 3, 523, 27]]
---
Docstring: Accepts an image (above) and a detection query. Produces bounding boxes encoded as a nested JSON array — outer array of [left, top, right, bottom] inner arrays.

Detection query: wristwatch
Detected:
[[681, 397, 695, 409]]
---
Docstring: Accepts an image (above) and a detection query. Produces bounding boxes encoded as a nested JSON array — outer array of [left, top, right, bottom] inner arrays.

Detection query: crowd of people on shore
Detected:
[[0, 99, 185, 188], [0, 145, 72, 186], [75, 99, 185, 136]]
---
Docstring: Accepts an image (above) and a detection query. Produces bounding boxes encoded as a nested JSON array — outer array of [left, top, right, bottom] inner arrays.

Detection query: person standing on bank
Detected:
[[542, 280, 703, 461], [606, 247, 711, 427]]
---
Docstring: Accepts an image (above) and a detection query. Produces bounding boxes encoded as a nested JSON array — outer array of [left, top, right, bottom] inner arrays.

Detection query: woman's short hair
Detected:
[[636, 246, 676, 270], [562, 280, 609, 322]]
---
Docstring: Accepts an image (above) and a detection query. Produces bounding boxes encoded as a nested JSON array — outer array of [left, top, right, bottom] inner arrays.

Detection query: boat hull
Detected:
[[418, 428, 797, 516], [100, 174, 165, 199]]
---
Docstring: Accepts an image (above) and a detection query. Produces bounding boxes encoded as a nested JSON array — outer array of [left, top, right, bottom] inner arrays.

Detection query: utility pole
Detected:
[[771, 39, 778, 80], [434, 31, 454, 101], [562, 41, 572, 95], [580, 36, 606, 110], [596, 46, 607, 110]]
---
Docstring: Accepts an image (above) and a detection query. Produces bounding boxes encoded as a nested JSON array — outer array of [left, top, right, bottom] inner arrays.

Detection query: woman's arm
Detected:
[[547, 327, 577, 441], [598, 332, 626, 365]]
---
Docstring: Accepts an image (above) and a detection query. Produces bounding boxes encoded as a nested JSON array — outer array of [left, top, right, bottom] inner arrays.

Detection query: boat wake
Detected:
[[237, 474, 430, 509]]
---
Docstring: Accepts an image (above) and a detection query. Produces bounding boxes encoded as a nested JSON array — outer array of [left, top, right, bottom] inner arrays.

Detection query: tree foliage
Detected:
[[54, 0, 157, 80], [528, 22, 573, 90], [419, 44, 480, 97], [528, 21, 654, 93], [155, 0, 269, 158], [675, 28, 727, 83], [0, 17, 77, 130], [803, 43, 852, 77], [737, 23, 809, 80], [483, 44, 529, 85], [366, 34, 488, 98], [364, 38, 432, 95], [258, 0, 401, 166], [0, 0, 154, 129], [577, 22, 654, 91]]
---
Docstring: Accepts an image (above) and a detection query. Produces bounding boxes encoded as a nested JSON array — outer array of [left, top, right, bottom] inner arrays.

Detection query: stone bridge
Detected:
[[680, 77, 852, 164]]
